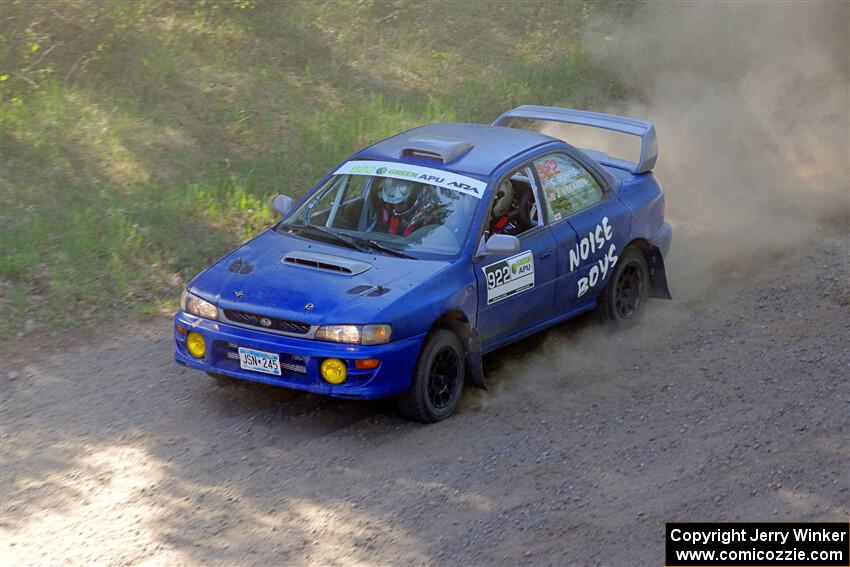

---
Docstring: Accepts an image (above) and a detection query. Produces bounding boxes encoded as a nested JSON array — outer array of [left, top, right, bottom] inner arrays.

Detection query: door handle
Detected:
[[540, 248, 553, 260]]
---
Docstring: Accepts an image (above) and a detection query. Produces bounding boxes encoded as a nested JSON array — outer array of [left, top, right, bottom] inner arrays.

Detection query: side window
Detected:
[[486, 166, 541, 238], [533, 154, 603, 222]]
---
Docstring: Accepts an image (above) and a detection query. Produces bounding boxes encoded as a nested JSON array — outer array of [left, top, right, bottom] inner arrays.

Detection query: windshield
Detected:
[[283, 161, 486, 258]]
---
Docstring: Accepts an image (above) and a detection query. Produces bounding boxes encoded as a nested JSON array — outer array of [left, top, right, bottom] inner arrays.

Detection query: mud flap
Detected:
[[647, 246, 672, 299], [466, 329, 487, 390]]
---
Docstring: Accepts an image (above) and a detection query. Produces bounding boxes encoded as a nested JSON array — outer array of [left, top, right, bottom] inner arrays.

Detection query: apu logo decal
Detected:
[[334, 160, 486, 199], [483, 251, 535, 305], [569, 216, 619, 298]]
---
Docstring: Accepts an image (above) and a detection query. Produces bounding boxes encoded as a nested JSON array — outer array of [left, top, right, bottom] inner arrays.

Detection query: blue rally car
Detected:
[[174, 106, 672, 422]]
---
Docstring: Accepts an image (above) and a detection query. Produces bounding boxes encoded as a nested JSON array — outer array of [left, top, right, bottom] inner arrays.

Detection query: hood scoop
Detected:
[[400, 136, 473, 163], [282, 251, 371, 276]]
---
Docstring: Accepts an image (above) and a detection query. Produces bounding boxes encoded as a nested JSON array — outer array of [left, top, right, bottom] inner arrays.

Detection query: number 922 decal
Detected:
[[483, 251, 535, 305]]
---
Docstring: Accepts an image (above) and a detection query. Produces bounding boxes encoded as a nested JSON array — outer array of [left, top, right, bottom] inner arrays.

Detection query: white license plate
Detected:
[[238, 347, 281, 376]]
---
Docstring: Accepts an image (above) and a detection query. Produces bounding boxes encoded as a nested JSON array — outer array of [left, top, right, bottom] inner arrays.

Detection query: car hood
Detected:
[[188, 229, 451, 326]]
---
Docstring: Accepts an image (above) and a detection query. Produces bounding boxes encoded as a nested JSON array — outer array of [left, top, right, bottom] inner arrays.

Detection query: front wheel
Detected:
[[599, 248, 650, 324], [397, 329, 465, 423]]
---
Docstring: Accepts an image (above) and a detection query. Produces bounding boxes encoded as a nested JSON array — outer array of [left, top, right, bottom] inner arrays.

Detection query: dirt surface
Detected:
[[1, 224, 847, 566]]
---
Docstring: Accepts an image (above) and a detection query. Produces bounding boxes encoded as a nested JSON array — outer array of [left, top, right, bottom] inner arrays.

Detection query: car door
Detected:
[[531, 152, 631, 311], [474, 166, 558, 348]]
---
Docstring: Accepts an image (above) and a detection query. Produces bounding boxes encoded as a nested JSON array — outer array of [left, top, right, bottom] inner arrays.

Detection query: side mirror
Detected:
[[477, 233, 521, 257], [271, 194, 294, 217]]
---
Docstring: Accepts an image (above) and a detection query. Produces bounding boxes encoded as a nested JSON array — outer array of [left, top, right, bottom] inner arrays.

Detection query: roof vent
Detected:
[[282, 251, 371, 276], [400, 136, 473, 163]]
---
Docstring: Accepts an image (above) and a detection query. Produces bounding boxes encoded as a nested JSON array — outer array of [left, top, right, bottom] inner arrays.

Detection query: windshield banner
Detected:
[[334, 160, 486, 199]]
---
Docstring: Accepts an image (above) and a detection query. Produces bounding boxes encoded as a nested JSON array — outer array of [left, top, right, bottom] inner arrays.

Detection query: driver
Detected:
[[375, 178, 426, 237], [489, 179, 520, 235]]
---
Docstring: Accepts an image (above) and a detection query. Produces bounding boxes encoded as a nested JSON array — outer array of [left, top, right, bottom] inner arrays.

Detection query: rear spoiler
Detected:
[[492, 105, 658, 174]]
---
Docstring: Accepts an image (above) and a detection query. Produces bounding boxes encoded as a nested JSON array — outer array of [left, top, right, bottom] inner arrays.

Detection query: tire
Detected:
[[599, 247, 650, 324], [206, 372, 248, 388], [397, 329, 465, 423]]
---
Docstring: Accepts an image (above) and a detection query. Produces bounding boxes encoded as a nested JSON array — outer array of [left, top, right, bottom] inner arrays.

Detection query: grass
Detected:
[[0, 0, 627, 338]]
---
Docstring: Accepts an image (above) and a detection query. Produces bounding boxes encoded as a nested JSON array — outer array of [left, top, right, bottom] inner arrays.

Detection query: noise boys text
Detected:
[[570, 217, 618, 298]]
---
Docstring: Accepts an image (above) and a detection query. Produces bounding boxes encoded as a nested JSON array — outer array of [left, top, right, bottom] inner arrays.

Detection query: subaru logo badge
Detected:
[[234, 290, 245, 299], [304, 303, 314, 311], [259, 317, 272, 327]]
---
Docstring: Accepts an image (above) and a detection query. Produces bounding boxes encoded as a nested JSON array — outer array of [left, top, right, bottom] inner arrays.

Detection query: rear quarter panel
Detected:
[[607, 167, 665, 243]]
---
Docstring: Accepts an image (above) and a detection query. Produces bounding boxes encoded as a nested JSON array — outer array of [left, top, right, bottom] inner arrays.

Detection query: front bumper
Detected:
[[173, 312, 424, 399]]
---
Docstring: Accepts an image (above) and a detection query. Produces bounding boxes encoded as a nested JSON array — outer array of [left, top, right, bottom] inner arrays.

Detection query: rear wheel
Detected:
[[397, 329, 465, 423], [600, 248, 650, 324]]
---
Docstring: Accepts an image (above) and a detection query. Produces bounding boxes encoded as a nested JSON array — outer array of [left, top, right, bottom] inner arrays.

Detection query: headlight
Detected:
[[315, 324, 392, 345], [314, 325, 360, 344], [180, 290, 218, 320]]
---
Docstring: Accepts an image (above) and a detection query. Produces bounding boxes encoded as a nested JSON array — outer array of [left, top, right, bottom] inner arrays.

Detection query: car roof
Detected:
[[354, 123, 556, 178]]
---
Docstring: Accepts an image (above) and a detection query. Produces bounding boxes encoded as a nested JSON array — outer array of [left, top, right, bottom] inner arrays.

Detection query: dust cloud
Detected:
[[476, 2, 848, 402], [583, 1, 850, 299]]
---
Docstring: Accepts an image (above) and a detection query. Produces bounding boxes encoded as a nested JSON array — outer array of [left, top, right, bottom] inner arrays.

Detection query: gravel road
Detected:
[[1, 228, 848, 566]]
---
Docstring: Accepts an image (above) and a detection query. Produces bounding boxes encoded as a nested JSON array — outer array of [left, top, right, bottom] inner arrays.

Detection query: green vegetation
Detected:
[[0, 0, 624, 337]]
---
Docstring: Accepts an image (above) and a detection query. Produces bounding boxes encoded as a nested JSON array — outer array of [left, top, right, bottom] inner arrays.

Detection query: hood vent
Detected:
[[347, 285, 373, 295], [282, 251, 371, 276], [346, 284, 391, 297], [228, 259, 253, 274]]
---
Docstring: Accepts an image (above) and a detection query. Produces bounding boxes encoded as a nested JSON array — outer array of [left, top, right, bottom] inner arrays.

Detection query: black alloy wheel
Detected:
[[601, 248, 650, 324], [614, 262, 645, 319], [427, 346, 461, 410], [397, 329, 466, 423]]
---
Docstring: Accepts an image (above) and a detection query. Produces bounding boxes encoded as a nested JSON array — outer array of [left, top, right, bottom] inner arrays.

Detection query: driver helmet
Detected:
[[491, 179, 515, 217], [379, 178, 418, 214]]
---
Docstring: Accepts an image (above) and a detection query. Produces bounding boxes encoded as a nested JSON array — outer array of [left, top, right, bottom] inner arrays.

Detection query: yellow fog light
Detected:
[[321, 358, 347, 384], [186, 332, 206, 358]]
